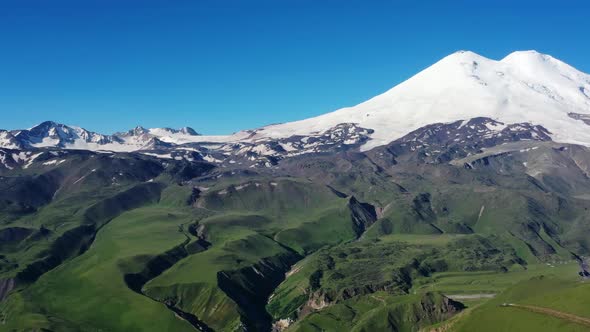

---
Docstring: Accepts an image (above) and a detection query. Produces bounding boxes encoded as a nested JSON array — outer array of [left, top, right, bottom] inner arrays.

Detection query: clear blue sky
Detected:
[[1, 0, 589, 134]]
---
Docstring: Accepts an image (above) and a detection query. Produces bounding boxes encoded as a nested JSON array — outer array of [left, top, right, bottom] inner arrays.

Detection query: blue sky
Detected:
[[1, 0, 589, 134]]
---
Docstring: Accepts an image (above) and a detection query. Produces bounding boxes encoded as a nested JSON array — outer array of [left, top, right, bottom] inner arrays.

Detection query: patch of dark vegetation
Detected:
[[84, 182, 164, 226], [16, 224, 95, 284], [412, 193, 436, 222], [0, 200, 36, 223], [378, 218, 394, 235], [166, 161, 215, 183], [0, 227, 34, 247], [0, 170, 62, 209], [309, 270, 323, 291]]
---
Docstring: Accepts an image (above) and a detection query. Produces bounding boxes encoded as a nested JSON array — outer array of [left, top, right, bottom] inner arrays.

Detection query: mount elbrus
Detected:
[[2, 50, 590, 332], [3, 50, 590, 154]]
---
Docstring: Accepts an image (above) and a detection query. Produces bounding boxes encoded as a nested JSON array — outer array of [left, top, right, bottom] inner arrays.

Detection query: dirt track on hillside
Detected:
[[505, 304, 590, 327], [446, 293, 496, 300]]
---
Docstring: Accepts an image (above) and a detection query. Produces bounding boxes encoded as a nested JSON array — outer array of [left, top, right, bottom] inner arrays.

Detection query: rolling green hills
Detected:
[[2, 136, 590, 331]]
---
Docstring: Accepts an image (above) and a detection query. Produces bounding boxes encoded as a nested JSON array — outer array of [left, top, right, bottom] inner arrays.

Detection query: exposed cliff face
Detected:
[[218, 251, 302, 331], [305, 291, 331, 311], [348, 197, 378, 237], [0, 278, 15, 301], [414, 292, 465, 324], [363, 293, 465, 332], [124, 241, 190, 294]]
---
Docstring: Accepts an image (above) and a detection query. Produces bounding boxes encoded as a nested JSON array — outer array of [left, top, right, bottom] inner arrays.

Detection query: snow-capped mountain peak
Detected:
[[253, 50, 590, 150], [148, 127, 199, 137], [14, 121, 116, 148], [129, 126, 149, 136], [179, 127, 199, 135], [2, 50, 590, 158]]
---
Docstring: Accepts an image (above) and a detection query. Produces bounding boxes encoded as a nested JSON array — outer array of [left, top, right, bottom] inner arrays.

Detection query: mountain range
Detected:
[[2, 50, 589, 160]]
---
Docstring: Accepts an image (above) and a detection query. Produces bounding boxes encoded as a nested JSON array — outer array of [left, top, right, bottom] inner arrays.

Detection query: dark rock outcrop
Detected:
[[348, 197, 378, 237], [0, 278, 15, 301], [218, 252, 302, 331]]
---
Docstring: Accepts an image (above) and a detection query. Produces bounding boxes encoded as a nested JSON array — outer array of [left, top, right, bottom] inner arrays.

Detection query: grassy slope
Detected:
[[1, 205, 197, 331], [0, 153, 166, 281], [3, 150, 590, 332], [142, 179, 359, 330], [289, 291, 461, 332], [2, 176, 362, 331], [143, 233, 284, 331], [198, 178, 358, 255], [266, 204, 587, 330], [267, 233, 524, 325], [452, 275, 590, 332]]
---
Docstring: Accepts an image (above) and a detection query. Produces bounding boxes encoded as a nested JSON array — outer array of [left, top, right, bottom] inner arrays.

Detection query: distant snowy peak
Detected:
[[255, 50, 590, 150], [0, 130, 22, 149], [13, 121, 120, 149], [178, 127, 199, 135], [120, 126, 150, 137], [147, 127, 201, 144], [117, 125, 199, 137], [0, 122, 204, 152]]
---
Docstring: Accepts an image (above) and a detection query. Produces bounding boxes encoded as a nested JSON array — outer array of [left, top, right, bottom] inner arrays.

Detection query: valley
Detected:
[[2, 134, 590, 331]]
